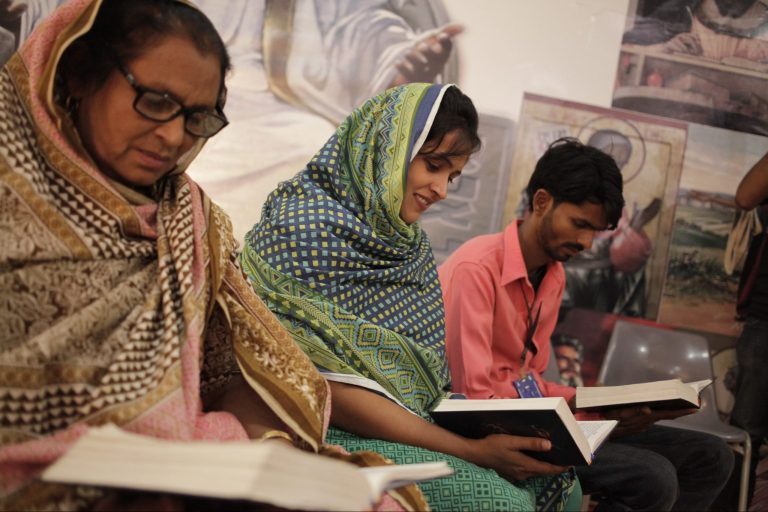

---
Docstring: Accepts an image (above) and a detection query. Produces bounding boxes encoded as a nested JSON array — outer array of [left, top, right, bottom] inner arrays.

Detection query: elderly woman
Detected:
[[0, 1, 426, 510], [241, 83, 581, 511]]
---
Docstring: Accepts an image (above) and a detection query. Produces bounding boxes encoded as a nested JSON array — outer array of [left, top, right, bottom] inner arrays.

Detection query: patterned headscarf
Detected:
[[241, 83, 452, 417], [0, 0, 329, 508]]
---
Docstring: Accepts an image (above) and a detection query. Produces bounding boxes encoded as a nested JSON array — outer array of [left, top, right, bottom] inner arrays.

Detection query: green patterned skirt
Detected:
[[326, 427, 580, 511]]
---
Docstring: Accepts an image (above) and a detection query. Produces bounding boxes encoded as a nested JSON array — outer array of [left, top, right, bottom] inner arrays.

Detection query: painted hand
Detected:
[[389, 23, 464, 87]]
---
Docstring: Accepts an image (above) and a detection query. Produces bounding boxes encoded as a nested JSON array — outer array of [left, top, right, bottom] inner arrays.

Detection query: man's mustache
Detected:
[[563, 243, 584, 252]]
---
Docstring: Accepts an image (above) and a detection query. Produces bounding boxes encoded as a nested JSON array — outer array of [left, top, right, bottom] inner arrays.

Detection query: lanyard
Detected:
[[518, 280, 542, 371]]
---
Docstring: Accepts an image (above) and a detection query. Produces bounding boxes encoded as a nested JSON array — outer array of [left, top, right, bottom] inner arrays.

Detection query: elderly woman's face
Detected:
[[74, 35, 221, 188]]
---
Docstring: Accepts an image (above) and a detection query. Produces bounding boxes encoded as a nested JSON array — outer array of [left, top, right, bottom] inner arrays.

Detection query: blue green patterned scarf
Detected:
[[241, 83, 451, 417]]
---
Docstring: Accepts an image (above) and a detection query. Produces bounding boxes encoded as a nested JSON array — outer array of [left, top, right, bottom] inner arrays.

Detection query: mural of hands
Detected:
[[390, 22, 464, 86]]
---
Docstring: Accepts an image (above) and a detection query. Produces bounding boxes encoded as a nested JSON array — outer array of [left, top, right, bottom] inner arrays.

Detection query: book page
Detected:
[[689, 379, 713, 393], [432, 397, 566, 412], [360, 462, 453, 497], [577, 420, 618, 453], [321, 372, 416, 413], [576, 379, 703, 409], [430, 397, 592, 465], [42, 425, 373, 510]]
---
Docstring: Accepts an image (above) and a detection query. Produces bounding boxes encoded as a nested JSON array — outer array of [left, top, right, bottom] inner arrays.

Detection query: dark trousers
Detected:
[[575, 424, 734, 511], [730, 316, 768, 504]]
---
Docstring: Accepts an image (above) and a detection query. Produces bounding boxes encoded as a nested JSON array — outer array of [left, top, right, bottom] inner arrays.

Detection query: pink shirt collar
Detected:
[[500, 220, 558, 287]]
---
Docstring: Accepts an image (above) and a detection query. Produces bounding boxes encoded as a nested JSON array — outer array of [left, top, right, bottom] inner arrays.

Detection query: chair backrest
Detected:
[[598, 319, 712, 385], [599, 322, 749, 511], [598, 320, 733, 432]]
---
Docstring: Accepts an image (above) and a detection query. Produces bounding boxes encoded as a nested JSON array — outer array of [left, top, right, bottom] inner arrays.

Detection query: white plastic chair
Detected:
[[598, 319, 751, 512]]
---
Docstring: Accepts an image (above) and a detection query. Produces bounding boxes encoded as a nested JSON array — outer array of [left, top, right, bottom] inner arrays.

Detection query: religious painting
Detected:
[[613, 0, 768, 136], [657, 123, 768, 336], [503, 93, 687, 321], [0, 0, 466, 242]]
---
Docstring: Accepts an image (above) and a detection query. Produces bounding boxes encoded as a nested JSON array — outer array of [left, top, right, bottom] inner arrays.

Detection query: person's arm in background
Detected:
[[329, 381, 568, 481], [736, 152, 768, 210]]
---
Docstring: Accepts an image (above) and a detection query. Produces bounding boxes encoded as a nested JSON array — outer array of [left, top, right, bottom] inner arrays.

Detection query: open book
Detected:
[[429, 397, 617, 466], [42, 425, 452, 511], [575, 379, 713, 411]]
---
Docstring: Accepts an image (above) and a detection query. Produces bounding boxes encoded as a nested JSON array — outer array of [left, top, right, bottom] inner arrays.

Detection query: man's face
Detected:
[[538, 199, 609, 262]]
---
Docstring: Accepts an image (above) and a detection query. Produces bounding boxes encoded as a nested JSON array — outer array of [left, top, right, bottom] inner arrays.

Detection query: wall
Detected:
[[442, 0, 630, 119]]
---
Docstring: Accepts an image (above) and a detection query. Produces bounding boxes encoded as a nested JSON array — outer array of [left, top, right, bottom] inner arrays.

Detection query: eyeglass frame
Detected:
[[115, 61, 229, 138]]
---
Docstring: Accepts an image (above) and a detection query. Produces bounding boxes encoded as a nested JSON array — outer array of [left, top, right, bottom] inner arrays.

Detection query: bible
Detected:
[[429, 397, 616, 466], [575, 379, 713, 411], [42, 424, 453, 511]]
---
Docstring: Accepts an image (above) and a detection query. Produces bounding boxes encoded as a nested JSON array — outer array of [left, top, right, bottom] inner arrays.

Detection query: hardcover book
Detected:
[[429, 397, 616, 466], [42, 424, 453, 511], [575, 379, 713, 411]]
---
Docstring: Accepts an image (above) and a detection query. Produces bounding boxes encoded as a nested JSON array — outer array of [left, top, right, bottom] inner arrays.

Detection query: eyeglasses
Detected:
[[116, 63, 228, 138]]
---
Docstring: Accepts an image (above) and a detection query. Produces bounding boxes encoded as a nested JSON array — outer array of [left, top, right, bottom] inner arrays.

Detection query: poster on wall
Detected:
[[0, 0, 471, 243], [188, 0, 463, 242], [613, 0, 768, 136], [657, 123, 768, 337], [503, 93, 688, 322]]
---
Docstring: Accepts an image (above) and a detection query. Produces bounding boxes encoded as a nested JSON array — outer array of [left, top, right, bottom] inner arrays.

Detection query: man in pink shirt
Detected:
[[439, 137, 734, 511]]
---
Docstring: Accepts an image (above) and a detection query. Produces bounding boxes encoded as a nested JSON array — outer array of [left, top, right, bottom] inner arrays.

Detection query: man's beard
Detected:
[[540, 210, 584, 262]]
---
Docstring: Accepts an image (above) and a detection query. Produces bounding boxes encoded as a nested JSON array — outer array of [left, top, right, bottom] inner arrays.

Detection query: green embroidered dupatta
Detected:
[[241, 83, 451, 417]]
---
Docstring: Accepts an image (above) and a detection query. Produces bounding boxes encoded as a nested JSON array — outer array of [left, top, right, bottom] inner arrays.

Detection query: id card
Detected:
[[513, 373, 544, 398]]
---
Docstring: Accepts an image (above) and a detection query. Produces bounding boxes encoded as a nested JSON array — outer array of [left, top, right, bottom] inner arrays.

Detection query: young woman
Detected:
[[0, 1, 424, 509], [241, 83, 581, 511]]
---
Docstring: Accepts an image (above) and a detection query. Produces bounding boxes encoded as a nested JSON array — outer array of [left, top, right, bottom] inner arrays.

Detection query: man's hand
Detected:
[[467, 434, 569, 481], [604, 405, 698, 437]]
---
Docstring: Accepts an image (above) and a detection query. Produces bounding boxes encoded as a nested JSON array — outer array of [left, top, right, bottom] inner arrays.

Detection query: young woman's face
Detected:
[[399, 129, 470, 224], [73, 35, 221, 188]]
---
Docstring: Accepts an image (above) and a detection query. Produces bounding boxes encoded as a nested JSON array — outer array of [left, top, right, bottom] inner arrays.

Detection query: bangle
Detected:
[[257, 430, 293, 443]]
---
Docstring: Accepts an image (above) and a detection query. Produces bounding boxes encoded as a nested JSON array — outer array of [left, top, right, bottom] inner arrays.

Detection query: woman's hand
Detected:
[[465, 434, 569, 481], [329, 382, 568, 480]]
